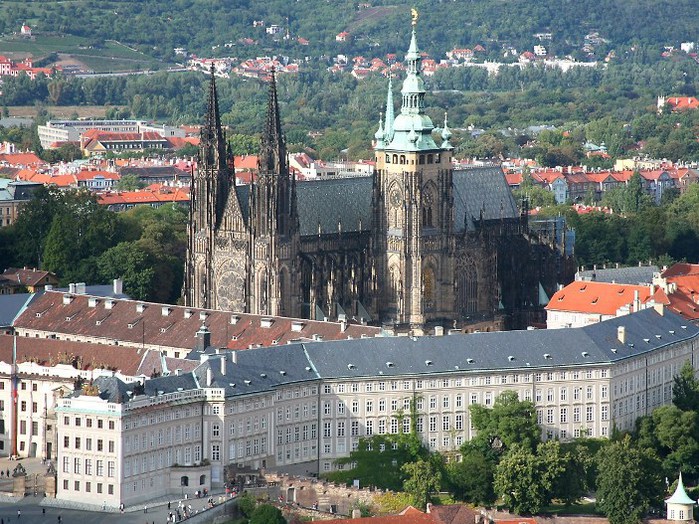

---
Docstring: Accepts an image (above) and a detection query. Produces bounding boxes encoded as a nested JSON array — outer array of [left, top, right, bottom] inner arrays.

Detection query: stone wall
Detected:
[[266, 473, 379, 516]]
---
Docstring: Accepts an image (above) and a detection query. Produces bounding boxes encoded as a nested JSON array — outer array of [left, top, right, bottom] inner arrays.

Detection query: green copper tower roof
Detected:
[[666, 472, 696, 506], [382, 10, 442, 153]]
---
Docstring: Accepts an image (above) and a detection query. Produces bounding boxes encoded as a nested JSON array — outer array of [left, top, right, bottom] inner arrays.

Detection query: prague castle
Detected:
[[183, 15, 571, 331]]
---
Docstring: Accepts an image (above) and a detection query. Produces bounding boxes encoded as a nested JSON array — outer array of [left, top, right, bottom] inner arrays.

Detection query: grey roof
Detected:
[[235, 184, 250, 224], [0, 293, 38, 328], [159, 308, 699, 401], [577, 266, 659, 285], [191, 344, 319, 398], [296, 176, 374, 236], [453, 166, 520, 232], [89, 372, 199, 403]]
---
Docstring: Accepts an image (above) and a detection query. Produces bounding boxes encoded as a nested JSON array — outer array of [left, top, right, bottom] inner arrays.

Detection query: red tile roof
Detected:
[[546, 281, 652, 315], [1, 267, 57, 287], [14, 291, 382, 353], [0, 334, 143, 376], [332, 507, 435, 524]]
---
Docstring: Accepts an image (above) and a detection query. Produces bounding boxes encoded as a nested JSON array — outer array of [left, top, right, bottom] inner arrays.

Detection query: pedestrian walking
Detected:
[[16, 510, 20, 519], [144, 504, 148, 513]]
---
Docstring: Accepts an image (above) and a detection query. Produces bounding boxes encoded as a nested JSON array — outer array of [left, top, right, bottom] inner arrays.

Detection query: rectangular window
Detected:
[[108, 441, 114, 453], [211, 444, 220, 461], [108, 461, 115, 478], [97, 460, 104, 476], [85, 459, 92, 475], [74, 458, 81, 474], [97, 439, 103, 452]]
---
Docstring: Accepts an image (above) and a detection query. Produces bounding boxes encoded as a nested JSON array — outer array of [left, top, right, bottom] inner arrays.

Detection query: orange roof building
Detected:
[[546, 281, 652, 329]]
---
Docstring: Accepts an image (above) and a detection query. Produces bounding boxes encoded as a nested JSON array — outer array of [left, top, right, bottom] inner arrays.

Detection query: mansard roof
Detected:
[[453, 166, 520, 232], [301, 308, 696, 379], [14, 290, 380, 351], [576, 265, 659, 285], [295, 176, 374, 236], [89, 307, 698, 404]]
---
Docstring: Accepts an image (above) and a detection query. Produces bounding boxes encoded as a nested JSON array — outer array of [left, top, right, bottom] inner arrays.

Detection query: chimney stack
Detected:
[[220, 354, 226, 375], [113, 278, 123, 295], [617, 325, 626, 344], [196, 324, 211, 352]]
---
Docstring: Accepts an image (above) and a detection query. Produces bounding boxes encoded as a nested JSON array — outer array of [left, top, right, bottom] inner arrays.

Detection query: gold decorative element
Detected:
[[411, 8, 419, 26]]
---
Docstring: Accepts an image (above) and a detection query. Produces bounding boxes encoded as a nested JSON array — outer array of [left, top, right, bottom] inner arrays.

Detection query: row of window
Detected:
[[63, 436, 113, 452], [320, 370, 608, 395], [62, 456, 115, 477], [62, 479, 113, 495], [63, 416, 114, 430]]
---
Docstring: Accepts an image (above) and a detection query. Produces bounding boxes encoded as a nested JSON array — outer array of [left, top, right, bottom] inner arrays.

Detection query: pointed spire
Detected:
[[374, 112, 385, 149], [200, 64, 227, 170], [259, 69, 286, 176], [384, 74, 395, 142], [441, 112, 453, 150]]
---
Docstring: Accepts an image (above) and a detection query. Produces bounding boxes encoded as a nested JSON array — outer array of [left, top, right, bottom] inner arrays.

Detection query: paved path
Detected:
[[0, 457, 233, 524]]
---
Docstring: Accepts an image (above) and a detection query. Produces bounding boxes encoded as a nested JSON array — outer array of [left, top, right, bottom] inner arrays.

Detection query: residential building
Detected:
[[0, 268, 59, 294], [546, 281, 652, 329], [0, 179, 43, 227], [37, 120, 184, 150]]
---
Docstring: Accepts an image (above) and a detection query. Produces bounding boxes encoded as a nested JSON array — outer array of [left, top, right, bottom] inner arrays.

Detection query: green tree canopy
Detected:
[[470, 390, 540, 453], [596, 436, 663, 524], [673, 361, 699, 411], [250, 504, 286, 524], [401, 458, 442, 510]]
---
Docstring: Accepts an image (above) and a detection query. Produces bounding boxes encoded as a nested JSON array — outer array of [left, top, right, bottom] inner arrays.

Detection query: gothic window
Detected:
[[419, 155, 425, 165], [457, 258, 478, 315], [258, 272, 268, 313], [399, 155, 406, 165], [427, 154, 433, 164], [422, 191, 434, 227], [423, 267, 435, 310], [435, 154, 441, 164], [385, 155, 390, 163], [278, 268, 288, 315], [392, 154, 398, 164]]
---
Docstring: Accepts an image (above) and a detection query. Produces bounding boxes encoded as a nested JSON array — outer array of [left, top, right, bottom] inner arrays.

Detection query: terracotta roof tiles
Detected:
[[546, 281, 652, 315]]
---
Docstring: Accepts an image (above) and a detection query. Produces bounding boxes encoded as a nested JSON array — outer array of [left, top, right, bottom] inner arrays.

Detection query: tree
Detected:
[[494, 442, 559, 515], [116, 174, 146, 191], [446, 444, 496, 505], [97, 242, 156, 301], [401, 458, 442, 510], [596, 436, 663, 524], [470, 390, 540, 453], [673, 360, 699, 411], [250, 504, 286, 524], [237, 491, 257, 518], [552, 442, 594, 507]]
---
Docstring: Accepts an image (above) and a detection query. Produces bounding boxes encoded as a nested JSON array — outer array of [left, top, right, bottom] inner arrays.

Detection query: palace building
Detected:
[[183, 15, 573, 331]]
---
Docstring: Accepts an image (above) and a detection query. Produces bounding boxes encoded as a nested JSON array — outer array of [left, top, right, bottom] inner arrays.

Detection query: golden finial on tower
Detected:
[[411, 8, 419, 26]]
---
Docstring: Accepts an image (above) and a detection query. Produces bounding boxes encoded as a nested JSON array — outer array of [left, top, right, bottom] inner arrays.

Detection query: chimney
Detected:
[[220, 354, 227, 375], [654, 302, 665, 316], [196, 324, 211, 351], [434, 326, 444, 336], [230, 350, 237, 364], [175, 368, 182, 376], [617, 325, 626, 344], [206, 367, 213, 387], [340, 319, 347, 332], [76, 282, 86, 294], [69, 283, 76, 294], [113, 278, 123, 295]]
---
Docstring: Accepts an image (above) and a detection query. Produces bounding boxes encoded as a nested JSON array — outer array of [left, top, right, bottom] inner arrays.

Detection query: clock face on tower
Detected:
[[390, 188, 403, 207]]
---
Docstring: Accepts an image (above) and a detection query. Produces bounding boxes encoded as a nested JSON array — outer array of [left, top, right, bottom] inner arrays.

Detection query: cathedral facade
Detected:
[[183, 20, 572, 331]]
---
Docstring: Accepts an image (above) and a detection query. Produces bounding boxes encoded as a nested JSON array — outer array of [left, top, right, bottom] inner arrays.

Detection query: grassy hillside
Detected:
[[1, 0, 697, 65]]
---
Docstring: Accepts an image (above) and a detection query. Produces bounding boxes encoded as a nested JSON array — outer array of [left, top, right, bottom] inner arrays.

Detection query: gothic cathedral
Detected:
[[183, 16, 572, 331]]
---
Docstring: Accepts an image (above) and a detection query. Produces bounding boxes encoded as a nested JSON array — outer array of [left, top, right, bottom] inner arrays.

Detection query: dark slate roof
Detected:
[[90, 372, 199, 403], [0, 293, 38, 327], [296, 176, 373, 236], [453, 166, 519, 232], [235, 184, 250, 224], [577, 266, 659, 285], [92, 308, 699, 402], [302, 307, 697, 378], [192, 344, 319, 397]]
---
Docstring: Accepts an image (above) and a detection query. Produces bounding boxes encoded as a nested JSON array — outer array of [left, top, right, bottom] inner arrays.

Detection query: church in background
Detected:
[[183, 15, 573, 332]]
